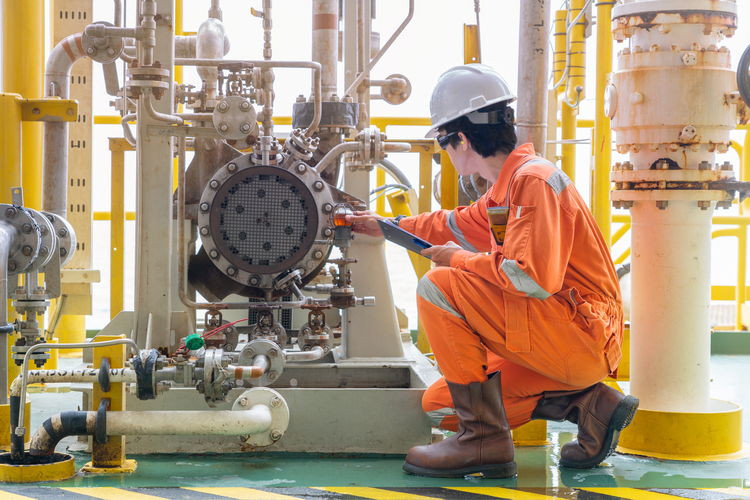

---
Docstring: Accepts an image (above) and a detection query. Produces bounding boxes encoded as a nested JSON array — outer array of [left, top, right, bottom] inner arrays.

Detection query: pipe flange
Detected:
[[0, 205, 40, 275], [380, 74, 412, 105], [23, 209, 55, 274], [81, 21, 123, 64], [42, 212, 76, 268], [232, 387, 289, 447], [212, 96, 257, 141], [239, 339, 284, 388], [203, 348, 230, 407], [283, 129, 316, 161]]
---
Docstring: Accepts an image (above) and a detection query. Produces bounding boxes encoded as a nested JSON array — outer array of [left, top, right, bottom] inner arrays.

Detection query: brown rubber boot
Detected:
[[531, 383, 639, 469], [403, 372, 517, 478]]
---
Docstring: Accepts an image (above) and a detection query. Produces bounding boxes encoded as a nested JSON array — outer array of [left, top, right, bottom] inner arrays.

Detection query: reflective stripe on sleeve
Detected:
[[427, 408, 456, 427], [447, 211, 479, 253], [417, 275, 464, 320], [500, 259, 552, 300], [545, 168, 572, 196]]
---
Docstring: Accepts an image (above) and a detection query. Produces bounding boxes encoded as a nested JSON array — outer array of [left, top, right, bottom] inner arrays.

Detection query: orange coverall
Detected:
[[399, 143, 623, 430]]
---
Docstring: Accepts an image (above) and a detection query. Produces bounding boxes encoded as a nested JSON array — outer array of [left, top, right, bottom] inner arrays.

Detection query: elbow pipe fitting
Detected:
[[28, 411, 96, 458]]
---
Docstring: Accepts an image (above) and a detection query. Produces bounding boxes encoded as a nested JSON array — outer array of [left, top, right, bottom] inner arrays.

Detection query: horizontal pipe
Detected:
[[285, 346, 326, 362], [106, 407, 273, 435], [314, 143, 361, 173]]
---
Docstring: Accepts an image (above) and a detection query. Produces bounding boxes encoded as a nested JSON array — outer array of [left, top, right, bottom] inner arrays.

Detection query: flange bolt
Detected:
[[313, 181, 324, 191], [271, 429, 282, 441], [240, 123, 251, 133], [209, 249, 219, 259], [270, 397, 282, 408], [21, 246, 33, 256], [219, 123, 229, 133], [239, 397, 249, 407], [4, 208, 17, 218], [296, 164, 306, 173], [22, 223, 32, 234], [227, 163, 237, 172], [200, 226, 210, 236], [267, 370, 278, 382], [200, 202, 210, 212], [210, 180, 220, 189], [217, 101, 229, 112], [240, 101, 251, 111]]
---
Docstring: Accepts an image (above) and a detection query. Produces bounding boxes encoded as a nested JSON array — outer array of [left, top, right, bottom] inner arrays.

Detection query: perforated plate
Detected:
[[209, 166, 319, 274]]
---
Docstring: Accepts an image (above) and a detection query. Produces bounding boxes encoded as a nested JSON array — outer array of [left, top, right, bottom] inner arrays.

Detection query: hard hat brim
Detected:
[[424, 95, 517, 138]]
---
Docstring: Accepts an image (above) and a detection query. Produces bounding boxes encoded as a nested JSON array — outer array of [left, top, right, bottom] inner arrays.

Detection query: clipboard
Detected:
[[377, 219, 433, 258]]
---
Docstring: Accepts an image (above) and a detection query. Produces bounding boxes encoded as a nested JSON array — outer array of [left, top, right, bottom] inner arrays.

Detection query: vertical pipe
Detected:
[[0, 95, 22, 205], [261, 0, 274, 136], [133, 0, 175, 349], [0, 222, 20, 405], [312, 0, 338, 101], [355, 0, 367, 130], [516, 0, 551, 154], [111, 147, 125, 320], [593, 0, 614, 245], [2, 0, 44, 211], [629, 202, 712, 412]]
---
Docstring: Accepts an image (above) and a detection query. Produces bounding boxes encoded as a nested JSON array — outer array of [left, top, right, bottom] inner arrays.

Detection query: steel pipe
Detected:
[[0, 221, 21, 405], [312, 0, 338, 100], [344, 0, 414, 99], [314, 143, 361, 173], [143, 89, 184, 125], [516, 0, 551, 154], [176, 58, 322, 137], [42, 33, 86, 218], [285, 346, 326, 362], [107, 408, 272, 436], [196, 18, 228, 100]]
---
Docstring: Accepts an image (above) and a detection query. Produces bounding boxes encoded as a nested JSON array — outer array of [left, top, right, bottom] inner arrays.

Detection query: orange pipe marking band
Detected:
[[312, 14, 337, 30]]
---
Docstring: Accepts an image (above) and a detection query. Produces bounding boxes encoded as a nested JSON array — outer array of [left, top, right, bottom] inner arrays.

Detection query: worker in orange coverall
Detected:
[[347, 64, 639, 479]]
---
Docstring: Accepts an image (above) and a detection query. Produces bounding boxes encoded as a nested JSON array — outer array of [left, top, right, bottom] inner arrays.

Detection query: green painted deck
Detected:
[[1, 356, 748, 498]]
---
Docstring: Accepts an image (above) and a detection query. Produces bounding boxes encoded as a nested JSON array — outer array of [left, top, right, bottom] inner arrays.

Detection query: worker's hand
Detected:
[[346, 210, 387, 237], [421, 241, 462, 267]]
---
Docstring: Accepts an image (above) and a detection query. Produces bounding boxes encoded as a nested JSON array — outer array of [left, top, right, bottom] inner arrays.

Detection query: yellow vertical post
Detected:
[[56, 316, 86, 357], [593, 0, 614, 245], [440, 151, 458, 210], [736, 226, 747, 331], [743, 131, 750, 214], [110, 140, 126, 319], [84, 335, 136, 472], [175, 0, 184, 87], [0, 94, 23, 204], [376, 169, 387, 216], [2, 0, 44, 211], [464, 24, 481, 64], [414, 148, 436, 354]]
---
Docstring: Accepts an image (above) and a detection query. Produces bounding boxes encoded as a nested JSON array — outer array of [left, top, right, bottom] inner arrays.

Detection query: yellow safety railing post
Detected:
[[2, 0, 44, 211], [110, 139, 129, 320], [83, 335, 136, 473], [593, 0, 614, 245], [440, 151, 458, 210]]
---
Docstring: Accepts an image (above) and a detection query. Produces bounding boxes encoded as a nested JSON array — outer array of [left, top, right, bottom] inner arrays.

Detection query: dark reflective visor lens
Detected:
[[437, 132, 458, 150]]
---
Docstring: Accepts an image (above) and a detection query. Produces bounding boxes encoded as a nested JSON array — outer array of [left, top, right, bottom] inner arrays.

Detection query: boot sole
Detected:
[[402, 461, 518, 479], [559, 394, 639, 469]]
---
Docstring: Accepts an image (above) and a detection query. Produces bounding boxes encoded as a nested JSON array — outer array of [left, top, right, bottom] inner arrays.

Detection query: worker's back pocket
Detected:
[[503, 205, 535, 261]]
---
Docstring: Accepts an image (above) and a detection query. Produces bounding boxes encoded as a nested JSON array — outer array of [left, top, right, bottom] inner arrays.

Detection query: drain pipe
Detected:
[[0, 222, 21, 407], [28, 407, 273, 457], [42, 34, 86, 219], [516, 0, 551, 154]]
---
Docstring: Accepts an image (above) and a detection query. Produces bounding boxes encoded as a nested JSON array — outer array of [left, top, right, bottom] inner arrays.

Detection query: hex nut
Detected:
[[240, 100, 251, 111], [210, 180, 220, 189], [8, 261, 18, 272], [240, 123, 251, 133], [313, 181, 324, 191], [271, 429, 282, 441], [209, 249, 219, 259], [200, 226, 210, 236], [22, 223, 32, 234], [217, 101, 229, 112], [322, 203, 333, 213], [322, 228, 333, 237], [313, 250, 324, 259], [21, 246, 33, 257], [249, 276, 260, 286], [244, 347, 255, 357], [219, 123, 229, 133], [227, 163, 237, 172], [4, 208, 16, 218], [268, 348, 278, 358], [296, 163, 306, 173], [267, 370, 278, 381], [270, 397, 282, 408], [86, 46, 96, 55], [60, 248, 68, 257], [39, 246, 48, 256], [200, 202, 210, 212], [227, 267, 237, 276], [239, 397, 249, 407]]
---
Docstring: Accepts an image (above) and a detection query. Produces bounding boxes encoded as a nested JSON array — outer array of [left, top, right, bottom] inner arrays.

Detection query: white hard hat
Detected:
[[425, 64, 517, 138]]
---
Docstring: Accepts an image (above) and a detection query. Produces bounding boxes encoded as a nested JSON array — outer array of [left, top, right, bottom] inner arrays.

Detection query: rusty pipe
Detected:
[[42, 34, 86, 219], [312, 0, 338, 100], [344, 0, 414, 99], [516, 0, 552, 153]]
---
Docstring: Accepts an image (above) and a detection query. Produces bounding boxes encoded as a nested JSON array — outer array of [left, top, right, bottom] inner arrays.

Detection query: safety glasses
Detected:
[[436, 132, 459, 151]]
